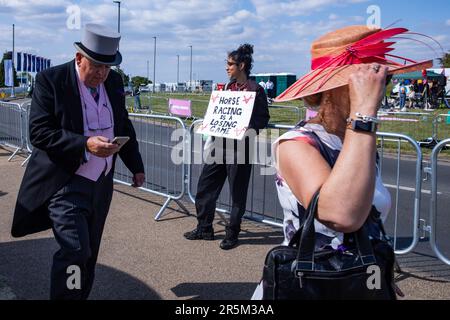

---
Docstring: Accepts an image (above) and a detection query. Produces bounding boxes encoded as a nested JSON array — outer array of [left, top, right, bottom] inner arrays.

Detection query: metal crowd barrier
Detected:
[[267, 104, 303, 124], [429, 138, 450, 265], [0, 101, 27, 161], [20, 101, 33, 166], [187, 120, 286, 227], [377, 111, 436, 143], [187, 120, 423, 255], [3, 97, 445, 260], [377, 133, 423, 255], [113, 113, 190, 220], [434, 113, 450, 141]]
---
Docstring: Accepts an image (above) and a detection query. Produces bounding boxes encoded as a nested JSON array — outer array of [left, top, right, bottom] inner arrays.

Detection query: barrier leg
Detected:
[[8, 147, 21, 162], [21, 154, 31, 167], [154, 198, 171, 221], [154, 198, 191, 221]]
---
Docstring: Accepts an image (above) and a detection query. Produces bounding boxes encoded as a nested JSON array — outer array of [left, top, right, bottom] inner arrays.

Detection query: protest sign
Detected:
[[197, 90, 256, 140]]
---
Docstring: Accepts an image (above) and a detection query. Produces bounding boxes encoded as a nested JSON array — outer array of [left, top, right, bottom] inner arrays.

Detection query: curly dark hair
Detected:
[[228, 43, 254, 77]]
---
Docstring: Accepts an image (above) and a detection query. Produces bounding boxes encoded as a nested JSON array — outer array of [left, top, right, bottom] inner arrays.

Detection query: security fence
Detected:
[[187, 120, 286, 227], [376, 132, 423, 255], [377, 111, 436, 143], [187, 121, 424, 255], [428, 138, 450, 265], [434, 113, 450, 141], [0, 101, 30, 162], [113, 113, 189, 220], [20, 101, 32, 166], [2, 98, 450, 265]]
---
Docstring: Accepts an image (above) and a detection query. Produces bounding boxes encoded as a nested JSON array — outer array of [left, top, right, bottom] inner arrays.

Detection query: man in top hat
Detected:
[[11, 24, 145, 300]]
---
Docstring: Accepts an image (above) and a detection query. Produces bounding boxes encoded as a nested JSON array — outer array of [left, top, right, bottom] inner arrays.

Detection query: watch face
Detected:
[[354, 120, 375, 132]]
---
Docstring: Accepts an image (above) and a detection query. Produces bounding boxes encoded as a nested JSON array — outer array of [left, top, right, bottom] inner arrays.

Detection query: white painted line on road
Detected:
[[384, 184, 442, 195], [137, 139, 175, 148]]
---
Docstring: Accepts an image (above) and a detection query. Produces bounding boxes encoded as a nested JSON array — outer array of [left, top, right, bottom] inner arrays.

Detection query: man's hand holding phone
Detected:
[[86, 136, 120, 158], [111, 136, 130, 148]]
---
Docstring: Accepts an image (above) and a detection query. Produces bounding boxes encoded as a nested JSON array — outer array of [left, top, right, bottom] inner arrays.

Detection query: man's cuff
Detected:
[[82, 148, 90, 164]]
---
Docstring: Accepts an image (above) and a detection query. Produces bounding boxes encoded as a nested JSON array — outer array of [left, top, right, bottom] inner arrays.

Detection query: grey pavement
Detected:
[[1, 146, 450, 300]]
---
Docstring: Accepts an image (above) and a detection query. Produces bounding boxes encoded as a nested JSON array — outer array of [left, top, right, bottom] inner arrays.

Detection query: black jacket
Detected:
[[11, 60, 144, 237], [225, 79, 270, 132]]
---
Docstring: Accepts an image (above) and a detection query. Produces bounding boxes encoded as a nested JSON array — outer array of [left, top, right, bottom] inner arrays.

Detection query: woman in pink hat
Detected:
[[253, 25, 432, 300]]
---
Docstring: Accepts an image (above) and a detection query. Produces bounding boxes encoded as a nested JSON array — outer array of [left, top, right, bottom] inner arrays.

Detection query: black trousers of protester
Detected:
[[195, 137, 253, 234], [48, 171, 113, 300]]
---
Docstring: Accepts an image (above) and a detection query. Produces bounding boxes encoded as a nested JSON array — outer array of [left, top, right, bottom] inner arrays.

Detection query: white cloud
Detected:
[[446, 19, 450, 26], [329, 13, 338, 20], [0, 0, 448, 83], [281, 19, 348, 39], [0, 0, 69, 17], [250, 0, 369, 19]]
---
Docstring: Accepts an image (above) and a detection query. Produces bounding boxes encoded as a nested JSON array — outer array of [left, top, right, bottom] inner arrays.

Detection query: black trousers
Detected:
[[195, 138, 253, 234], [48, 172, 113, 300]]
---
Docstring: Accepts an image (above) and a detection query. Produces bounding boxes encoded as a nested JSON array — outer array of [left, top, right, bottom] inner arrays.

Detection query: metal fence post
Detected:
[[429, 138, 450, 265]]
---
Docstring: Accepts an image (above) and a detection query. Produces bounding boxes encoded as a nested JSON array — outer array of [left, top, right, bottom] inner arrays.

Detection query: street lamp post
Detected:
[[176, 54, 180, 84], [113, 1, 121, 34], [11, 24, 15, 98], [189, 45, 192, 92], [153, 36, 156, 94], [113, 1, 121, 68]]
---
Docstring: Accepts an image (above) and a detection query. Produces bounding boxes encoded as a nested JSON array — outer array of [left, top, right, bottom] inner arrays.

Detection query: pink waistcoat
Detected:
[[75, 66, 115, 182]]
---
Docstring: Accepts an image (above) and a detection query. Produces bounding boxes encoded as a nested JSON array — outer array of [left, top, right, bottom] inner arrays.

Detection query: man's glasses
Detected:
[[84, 103, 113, 131]]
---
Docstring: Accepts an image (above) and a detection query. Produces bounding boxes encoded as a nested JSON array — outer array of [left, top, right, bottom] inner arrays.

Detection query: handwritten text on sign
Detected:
[[197, 90, 256, 140]]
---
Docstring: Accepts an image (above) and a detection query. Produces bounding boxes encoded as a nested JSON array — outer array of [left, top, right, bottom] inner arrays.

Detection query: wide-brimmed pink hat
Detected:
[[275, 25, 433, 102]]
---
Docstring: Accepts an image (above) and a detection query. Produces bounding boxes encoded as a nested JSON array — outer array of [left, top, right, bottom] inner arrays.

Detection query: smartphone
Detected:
[[111, 136, 130, 148]]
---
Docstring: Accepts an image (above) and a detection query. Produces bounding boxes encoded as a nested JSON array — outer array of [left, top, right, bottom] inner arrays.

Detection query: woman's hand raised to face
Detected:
[[348, 63, 388, 117]]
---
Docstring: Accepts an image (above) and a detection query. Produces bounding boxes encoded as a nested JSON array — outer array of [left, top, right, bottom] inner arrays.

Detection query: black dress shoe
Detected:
[[219, 237, 238, 250], [183, 228, 214, 240]]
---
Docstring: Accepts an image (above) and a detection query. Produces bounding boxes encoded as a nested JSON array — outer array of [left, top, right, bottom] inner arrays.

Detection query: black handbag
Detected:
[[261, 190, 397, 300]]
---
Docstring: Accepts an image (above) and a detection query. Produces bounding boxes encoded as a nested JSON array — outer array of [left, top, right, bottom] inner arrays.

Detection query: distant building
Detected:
[[249, 73, 297, 97]]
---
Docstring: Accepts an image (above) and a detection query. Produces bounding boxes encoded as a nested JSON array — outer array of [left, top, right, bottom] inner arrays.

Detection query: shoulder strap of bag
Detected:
[[294, 190, 377, 272]]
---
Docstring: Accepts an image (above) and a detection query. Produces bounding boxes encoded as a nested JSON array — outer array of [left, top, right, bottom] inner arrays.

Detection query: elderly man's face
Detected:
[[76, 52, 111, 88]]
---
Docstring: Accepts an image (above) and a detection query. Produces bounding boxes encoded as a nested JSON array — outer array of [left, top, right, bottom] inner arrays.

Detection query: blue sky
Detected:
[[0, 0, 449, 83]]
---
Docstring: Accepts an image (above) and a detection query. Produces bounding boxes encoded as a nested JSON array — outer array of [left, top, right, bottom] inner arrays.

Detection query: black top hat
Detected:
[[74, 23, 122, 66]]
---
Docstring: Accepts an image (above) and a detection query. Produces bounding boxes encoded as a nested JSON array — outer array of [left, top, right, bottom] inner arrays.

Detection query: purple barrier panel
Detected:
[[168, 98, 192, 117]]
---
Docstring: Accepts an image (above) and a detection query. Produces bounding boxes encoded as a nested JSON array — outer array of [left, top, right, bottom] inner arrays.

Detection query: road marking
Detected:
[[137, 139, 178, 148], [384, 184, 442, 195]]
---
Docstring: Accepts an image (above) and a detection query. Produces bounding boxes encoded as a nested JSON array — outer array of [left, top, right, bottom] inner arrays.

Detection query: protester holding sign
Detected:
[[184, 44, 270, 250]]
